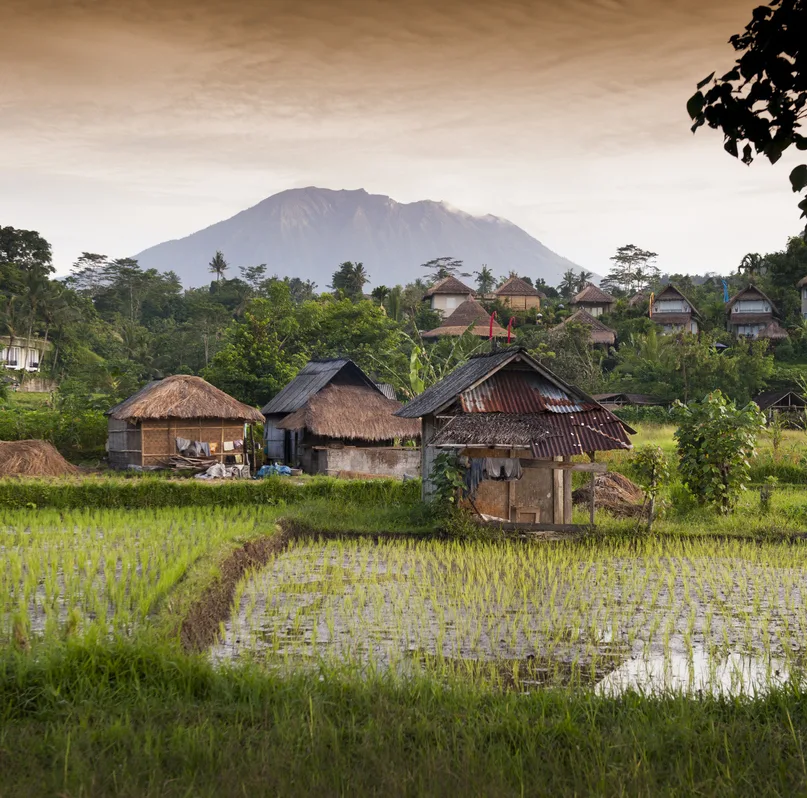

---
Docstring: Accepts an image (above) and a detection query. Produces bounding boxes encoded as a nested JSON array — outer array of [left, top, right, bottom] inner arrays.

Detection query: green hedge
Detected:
[[0, 405, 107, 460], [0, 474, 421, 509]]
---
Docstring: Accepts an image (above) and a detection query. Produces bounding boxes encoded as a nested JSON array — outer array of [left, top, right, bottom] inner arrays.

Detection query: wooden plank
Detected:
[[553, 458, 564, 524], [589, 471, 596, 525], [521, 460, 607, 473], [496, 522, 589, 533]]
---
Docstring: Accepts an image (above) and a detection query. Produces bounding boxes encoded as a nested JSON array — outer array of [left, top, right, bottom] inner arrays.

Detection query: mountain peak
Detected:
[[134, 187, 581, 287]]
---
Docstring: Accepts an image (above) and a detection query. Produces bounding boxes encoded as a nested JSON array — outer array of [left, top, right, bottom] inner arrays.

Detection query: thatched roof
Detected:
[[422, 298, 507, 338], [571, 282, 616, 306], [423, 275, 475, 297], [0, 440, 78, 478], [552, 309, 616, 345], [276, 384, 421, 441], [494, 276, 544, 298], [757, 320, 789, 340], [726, 284, 777, 314], [797, 276, 807, 289], [108, 375, 263, 423], [653, 284, 702, 318]]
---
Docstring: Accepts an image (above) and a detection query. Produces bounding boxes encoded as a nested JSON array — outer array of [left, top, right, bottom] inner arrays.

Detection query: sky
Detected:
[[0, 0, 803, 282]]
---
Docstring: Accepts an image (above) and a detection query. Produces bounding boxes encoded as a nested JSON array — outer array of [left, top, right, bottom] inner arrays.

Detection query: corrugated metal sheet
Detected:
[[460, 370, 589, 414], [375, 383, 397, 401], [260, 359, 378, 415], [429, 411, 631, 455]]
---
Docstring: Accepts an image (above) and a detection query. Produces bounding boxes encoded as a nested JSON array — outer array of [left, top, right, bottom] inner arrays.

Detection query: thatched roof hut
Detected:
[[277, 384, 420, 442], [422, 298, 507, 338], [552, 309, 616, 346], [570, 282, 616, 315], [106, 375, 262, 469]]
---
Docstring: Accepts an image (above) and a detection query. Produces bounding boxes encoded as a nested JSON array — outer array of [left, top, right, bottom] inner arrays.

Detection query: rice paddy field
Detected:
[[5, 433, 807, 795]]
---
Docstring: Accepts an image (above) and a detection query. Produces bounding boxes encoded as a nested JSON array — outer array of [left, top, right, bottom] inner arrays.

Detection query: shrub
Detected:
[[672, 392, 765, 513]]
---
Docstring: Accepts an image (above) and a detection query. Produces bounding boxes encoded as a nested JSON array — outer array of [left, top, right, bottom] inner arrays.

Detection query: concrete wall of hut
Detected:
[[304, 446, 421, 478]]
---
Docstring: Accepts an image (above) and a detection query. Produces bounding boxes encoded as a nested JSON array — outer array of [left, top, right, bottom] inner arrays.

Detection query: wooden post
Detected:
[[589, 471, 596, 525], [553, 457, 564, 524], [508, 448, 517, 522], [562, 455, 572, 524]]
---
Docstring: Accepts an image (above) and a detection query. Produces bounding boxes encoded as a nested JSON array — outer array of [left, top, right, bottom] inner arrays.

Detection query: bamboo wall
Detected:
[[107, 417, 247, 467]]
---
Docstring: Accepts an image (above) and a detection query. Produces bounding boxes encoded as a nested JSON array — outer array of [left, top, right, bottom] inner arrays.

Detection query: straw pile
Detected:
[[0, 440, 79, 478], [572, 472, 645, 518]]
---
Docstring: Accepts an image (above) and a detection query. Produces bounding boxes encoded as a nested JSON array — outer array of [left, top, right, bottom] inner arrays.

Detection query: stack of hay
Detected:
[[572, 472, 645, 518], [0, 440, 78, 478]]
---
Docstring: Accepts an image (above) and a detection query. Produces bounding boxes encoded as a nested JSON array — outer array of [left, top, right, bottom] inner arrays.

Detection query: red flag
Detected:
[[507, 316, 516, 343], [489, 312, 496, 340]]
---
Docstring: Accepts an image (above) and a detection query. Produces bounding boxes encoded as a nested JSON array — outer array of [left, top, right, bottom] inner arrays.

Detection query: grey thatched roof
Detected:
[[261, 359, 379, 415], [423, 275, 475, 297], [421, 298, 507, 338], [553, 309, 616, 345], [494, 276, 544, 298], [276, 384, 420, 441], [726, 284, 778, 315], [108, 375, 263, 423], [571, 282, 616, 306], [654, 284, 702, 318]]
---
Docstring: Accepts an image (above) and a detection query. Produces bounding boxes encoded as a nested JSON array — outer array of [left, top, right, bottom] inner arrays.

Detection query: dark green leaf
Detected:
[[724, 138, 739, 158], [790, 165, 807, 193], [686, 92, 705, 120], [697, 72, 715, 89]]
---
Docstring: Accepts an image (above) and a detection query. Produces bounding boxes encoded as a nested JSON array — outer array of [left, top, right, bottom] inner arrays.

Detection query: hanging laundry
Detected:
[[484, 458, 522, 481], [209, 441, 219, 454], [223, 441, 235, 452], [463, 458, 486, 497], [200, 442, 211, 457], [175, 436, 191, 453]]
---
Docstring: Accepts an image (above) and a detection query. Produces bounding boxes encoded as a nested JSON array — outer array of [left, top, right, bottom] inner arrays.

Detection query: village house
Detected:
[[491, 276, 544, 310], [261, 358, 420, 477], [106, 375, 264, 470], [421, 298, 507, 339], [753, 388, 807, 419], [422, 275, 476, 316], [649, 285, 701, 334], [593, 393, 668, 410], [552, 308, 616, 347], [396, 348, 634, 528], [1, 336, 49, 372], [570, 282, 616, 317], [724, 284, 787, 342], [798, 276, 807, 319]]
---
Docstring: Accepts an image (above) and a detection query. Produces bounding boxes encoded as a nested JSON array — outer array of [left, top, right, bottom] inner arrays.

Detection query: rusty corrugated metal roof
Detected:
[[460, 370, 592, 414], [429, 410, 631, 455]]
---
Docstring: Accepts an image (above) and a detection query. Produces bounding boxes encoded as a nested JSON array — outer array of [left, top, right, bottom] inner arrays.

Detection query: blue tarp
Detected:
[[255, 464, 292, 478]]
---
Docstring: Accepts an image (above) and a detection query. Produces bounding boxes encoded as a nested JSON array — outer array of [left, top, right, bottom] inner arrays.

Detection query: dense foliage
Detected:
[[673, 392, 766, 512]]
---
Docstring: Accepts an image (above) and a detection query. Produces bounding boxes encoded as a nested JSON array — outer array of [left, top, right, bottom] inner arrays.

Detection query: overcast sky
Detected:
[[0, 0, 802, 281]]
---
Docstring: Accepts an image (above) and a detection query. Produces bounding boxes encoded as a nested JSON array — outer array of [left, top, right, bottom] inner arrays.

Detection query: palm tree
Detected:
[[209, 251, 229, 283], [475, 265, 495, 294], [576, 270, 593, 292], [739, 253, 766, 280], [559, 269, 578, 300]]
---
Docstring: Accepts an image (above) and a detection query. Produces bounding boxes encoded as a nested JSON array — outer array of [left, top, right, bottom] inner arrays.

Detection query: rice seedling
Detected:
[[216, 535, 807, 695]]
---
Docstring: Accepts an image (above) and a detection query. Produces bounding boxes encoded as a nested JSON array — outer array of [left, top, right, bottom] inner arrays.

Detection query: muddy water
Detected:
[[211, 541, 807, 694]]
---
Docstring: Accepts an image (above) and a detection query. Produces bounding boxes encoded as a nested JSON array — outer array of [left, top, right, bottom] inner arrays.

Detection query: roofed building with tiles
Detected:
[[491, 276, 544, 310], [726, 285, 781, 340], [570, 282, 616, 317], [421, 298, 507, 339], [422, 275, 476, 316], [649, 284, 701, 334], [552, 308, 616, 346], [261, 358, 421, 477], [396, 347, 634, 528]]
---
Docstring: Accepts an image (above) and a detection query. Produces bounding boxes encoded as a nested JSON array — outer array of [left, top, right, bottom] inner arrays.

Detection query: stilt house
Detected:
[[396, 348, 634, 528]]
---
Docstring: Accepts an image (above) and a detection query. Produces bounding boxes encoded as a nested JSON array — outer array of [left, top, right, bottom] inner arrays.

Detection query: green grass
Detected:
[[3, 390, 52, 409], [3, 640, 807, 797]]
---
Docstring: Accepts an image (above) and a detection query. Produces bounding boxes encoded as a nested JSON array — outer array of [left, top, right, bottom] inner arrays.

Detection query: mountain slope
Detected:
[[134, 187, 582, 287]]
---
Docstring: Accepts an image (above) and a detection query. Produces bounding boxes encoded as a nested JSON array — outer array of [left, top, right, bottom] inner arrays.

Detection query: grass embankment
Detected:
[[2, 640, 807, 797]]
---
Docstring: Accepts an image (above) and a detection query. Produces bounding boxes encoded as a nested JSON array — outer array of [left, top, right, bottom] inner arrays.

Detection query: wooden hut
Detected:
[[275, 383, 421, 476], [726, 285, 779, 338], [106, 375, 263, 469], [650, 285, 701, 334], [396, 347, 634, 529], [421, 298, 507, 339], [422, 275, 476, 316], [492, 276, 544, 310], [570, 282, 616, 317], [593, 392, 667, 410]]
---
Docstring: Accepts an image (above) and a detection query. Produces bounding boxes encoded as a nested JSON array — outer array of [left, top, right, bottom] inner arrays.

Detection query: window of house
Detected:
[[655, 300, 686, 313], [445, 296, 460, 310], [733, 300, 769, 313]]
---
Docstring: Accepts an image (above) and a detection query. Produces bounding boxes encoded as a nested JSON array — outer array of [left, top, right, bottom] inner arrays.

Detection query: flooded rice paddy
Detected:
[[213, 537, 807, 695]]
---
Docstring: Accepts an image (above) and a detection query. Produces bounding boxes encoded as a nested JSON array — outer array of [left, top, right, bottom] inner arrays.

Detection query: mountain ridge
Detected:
[[133, 187, 583, 287]]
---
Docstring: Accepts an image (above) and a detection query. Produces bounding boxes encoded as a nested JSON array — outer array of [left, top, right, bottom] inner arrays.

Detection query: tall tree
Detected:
[[602, 245, 659, 294], [239, 263, 267, 291], [330, 261, 368, 300], [209, 250, 229, 283], [576, 270, 594, 291], [558, 269, 579, 300], [475, 265, 496, 294], [687, 0, 807, 219], [421, 257, 469, 282]]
